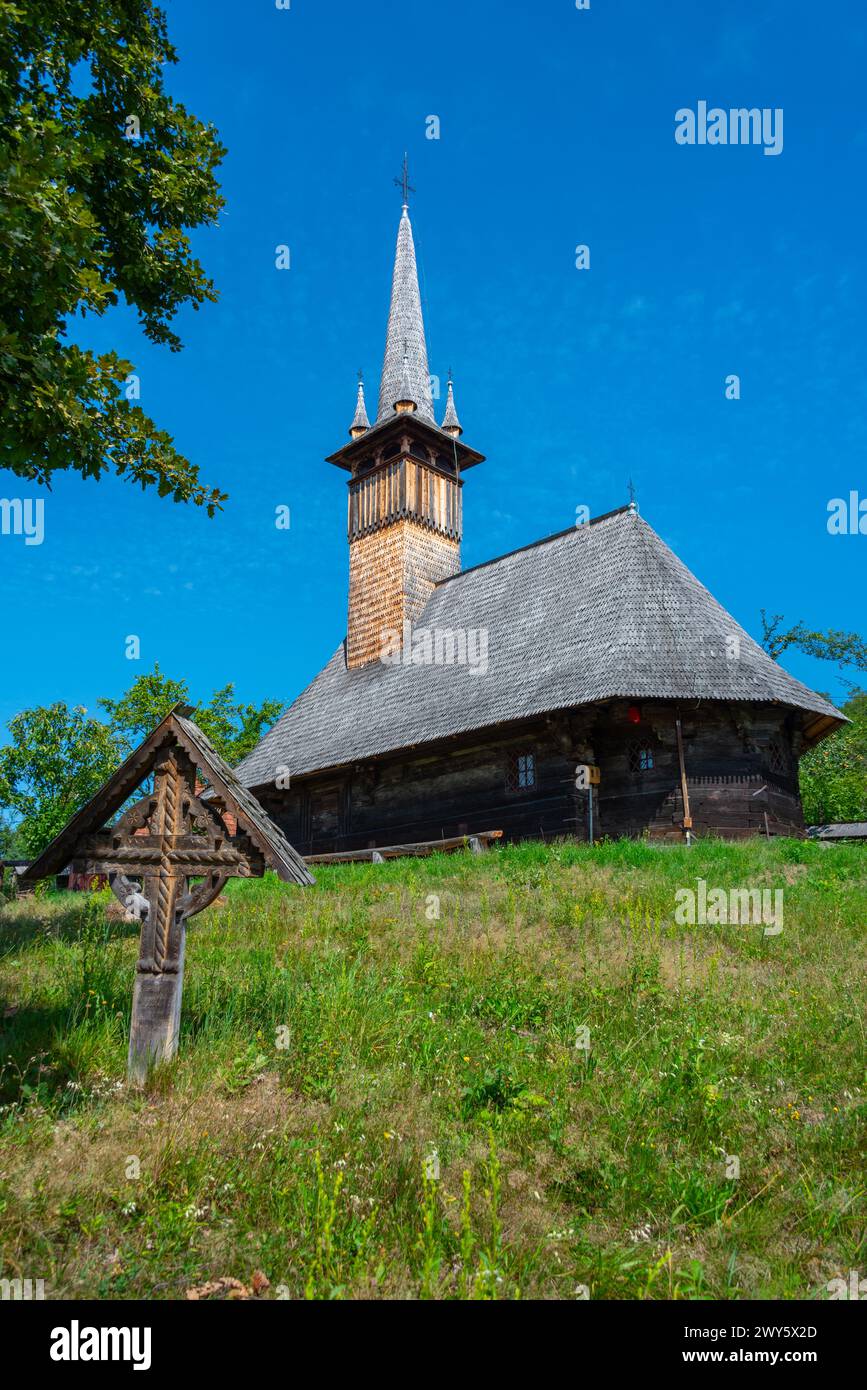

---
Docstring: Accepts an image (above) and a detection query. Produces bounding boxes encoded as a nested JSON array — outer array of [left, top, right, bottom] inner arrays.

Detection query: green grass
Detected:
[[0, 837, 864, 1300]]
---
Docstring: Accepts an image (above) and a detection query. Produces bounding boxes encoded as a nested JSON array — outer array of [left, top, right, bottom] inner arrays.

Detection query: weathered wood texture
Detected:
[[257, 700, 806, 853]]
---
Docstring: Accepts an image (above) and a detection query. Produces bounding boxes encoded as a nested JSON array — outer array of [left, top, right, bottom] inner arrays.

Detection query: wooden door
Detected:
[[307, 785, 341, 852]]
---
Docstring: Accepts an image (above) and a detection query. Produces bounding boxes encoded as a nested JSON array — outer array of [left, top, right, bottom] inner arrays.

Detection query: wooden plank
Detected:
[[306, 830, 503, 865]]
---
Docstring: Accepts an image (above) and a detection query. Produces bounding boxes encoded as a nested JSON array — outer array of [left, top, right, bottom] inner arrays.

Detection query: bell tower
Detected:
[[326, 172, 484, 670]]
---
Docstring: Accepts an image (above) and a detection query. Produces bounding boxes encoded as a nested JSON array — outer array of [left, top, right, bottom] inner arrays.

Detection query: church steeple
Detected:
[[377, 203, 433, 423], [325, 173, 485, 670]]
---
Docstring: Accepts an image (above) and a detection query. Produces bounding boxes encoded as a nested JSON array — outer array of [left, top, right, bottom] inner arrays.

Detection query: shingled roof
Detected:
[[236, 508, 844, 788]]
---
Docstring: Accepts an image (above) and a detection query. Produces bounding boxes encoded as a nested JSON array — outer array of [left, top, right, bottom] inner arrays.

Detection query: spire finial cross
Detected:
[[394, 152, 415, 207]]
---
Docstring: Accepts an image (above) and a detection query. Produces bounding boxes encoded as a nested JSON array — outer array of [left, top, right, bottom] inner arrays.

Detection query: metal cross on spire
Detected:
[[394, 152, 415, 207]]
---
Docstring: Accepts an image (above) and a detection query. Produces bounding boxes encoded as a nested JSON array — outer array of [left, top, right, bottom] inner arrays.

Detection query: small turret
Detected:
[[349, 375, 370, 439], [441, 374, 463, 438]]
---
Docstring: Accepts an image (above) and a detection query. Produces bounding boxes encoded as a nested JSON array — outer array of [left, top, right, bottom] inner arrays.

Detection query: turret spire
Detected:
[[349, 372, 370, 438], [441, 372, 462, 437], [377, 199, 433, 423]]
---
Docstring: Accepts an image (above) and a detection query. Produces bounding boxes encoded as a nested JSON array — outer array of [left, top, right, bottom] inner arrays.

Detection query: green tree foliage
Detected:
[[0, 0, 227, 511], [0, 808, 23, 857], [760, 613, 867, 824], [98, 663, 283, 764], [799, 690, 867, 825], [191, 684, 284, 767], [0, 703, 122, 856], [96, 662, 188, 746], [0, 668, 284, 857], [760, 612, 867, 671]]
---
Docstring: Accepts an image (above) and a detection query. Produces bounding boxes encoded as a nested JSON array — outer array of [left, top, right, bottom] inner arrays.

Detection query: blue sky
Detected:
[[2, 0, 865, 732]]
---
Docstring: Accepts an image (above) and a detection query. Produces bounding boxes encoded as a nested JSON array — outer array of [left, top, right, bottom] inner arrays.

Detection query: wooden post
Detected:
[[675, 717, 693, 841], [128, 925, 186, 1084]]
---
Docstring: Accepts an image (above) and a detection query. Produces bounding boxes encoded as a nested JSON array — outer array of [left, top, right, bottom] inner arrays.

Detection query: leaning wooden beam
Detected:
[[675, 716, 693, 842], [306, 830, 503, 865]]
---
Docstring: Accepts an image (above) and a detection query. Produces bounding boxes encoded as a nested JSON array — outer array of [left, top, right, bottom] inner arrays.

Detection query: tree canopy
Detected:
[[760, 612, 867, 672], [0, 666, 283, 856], [0, 0, 227, 510], [759, 613, 866, 824], [799, 689, 867, 825], [98, 663, 283, 766], [0, 702, 122, 857]]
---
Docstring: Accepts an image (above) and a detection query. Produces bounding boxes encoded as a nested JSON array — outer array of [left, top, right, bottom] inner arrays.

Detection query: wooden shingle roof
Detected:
[[236, 508, 845, 788]]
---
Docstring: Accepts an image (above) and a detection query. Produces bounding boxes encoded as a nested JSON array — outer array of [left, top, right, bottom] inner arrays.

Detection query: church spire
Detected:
[[377, 192, 433, 424], [349, 373, 370, 438]]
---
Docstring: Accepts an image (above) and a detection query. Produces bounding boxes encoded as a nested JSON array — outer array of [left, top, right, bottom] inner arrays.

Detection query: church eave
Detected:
[[325, 413, 485, 472]]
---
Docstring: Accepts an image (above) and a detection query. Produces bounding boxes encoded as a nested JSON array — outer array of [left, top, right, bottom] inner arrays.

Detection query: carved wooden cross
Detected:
[[19, 707, 313, 1083]]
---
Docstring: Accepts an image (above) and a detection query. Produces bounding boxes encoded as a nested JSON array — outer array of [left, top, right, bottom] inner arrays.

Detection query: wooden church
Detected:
[[236, 194, 844, 853]]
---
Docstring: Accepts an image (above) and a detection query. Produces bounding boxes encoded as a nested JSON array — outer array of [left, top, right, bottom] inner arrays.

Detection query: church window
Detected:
[[628, 742, 654, 774], [507, 751, 536, 792], [767, 739, 787, 774]]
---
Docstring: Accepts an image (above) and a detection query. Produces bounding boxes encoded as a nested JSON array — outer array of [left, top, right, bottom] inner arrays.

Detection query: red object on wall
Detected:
[[67, 870, 107, 892], [627, 705, 641, 724]]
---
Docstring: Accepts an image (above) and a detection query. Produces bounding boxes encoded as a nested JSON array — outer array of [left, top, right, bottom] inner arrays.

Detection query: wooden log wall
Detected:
[[257, 701, 807, 854]]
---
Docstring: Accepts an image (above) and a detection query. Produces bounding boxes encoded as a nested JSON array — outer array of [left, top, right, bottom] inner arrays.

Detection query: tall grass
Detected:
[[0, 838, 864, 1299]]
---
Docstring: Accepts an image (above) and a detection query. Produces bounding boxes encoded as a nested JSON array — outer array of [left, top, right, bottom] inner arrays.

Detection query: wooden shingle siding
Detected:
[[346, 519, 460, 669]]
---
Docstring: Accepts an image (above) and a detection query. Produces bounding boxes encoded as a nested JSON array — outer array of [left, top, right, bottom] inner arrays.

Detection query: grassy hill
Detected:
[[0, 838, 864, 1300]]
